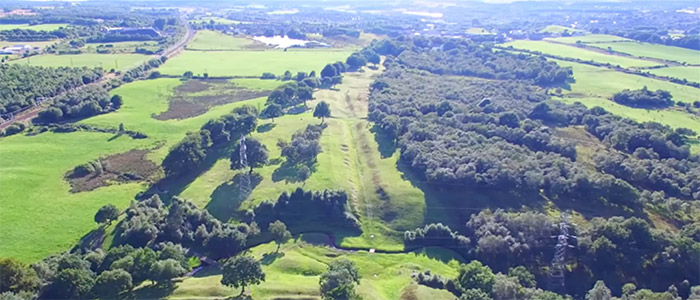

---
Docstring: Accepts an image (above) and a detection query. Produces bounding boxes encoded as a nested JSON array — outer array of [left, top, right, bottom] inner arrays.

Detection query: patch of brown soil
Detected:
[[153, 79, 271, 120], [66, 149, 160, 193]]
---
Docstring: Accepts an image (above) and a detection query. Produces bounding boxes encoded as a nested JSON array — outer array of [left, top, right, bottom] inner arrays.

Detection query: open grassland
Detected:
[[0, 78, 276, 261], [0, 132, 149, 262], [138, 240, 460, 300], [180, 64, 424, 251], [466, 27, 494, 35], [85, 41, 160, 53], [648, 66, 700, 83], [186, 30, 257, 50], [158, 49, 354, 77], [540, 25, 586, 34], [0, 23, 69, 31], [502, 40, 660, 68], [546, 34, 632, 44], [8, 53, 149, 71], [589, 42, 700, 65], [553, 59, 700, 104], [554, 96, 700, 134]]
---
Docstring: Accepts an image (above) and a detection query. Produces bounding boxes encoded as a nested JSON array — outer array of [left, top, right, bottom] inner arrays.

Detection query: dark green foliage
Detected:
[[345, 52, 367, 70], [460, 289, 492, 300], [2, 123, 26, 137], [43, 268, 95, 299], [268, 220, 292, 252], [149, 259, 186, 284], [230, 137, 269, 172], [261, 72, 276, 79], [92, 269, 132, 298], [0, 64, 102, 114], [319, 259, 360, 300], [321, 64, 337, 78], [297, 165, 311, 181], [265, 82, 312, 108], [457, 261, 495, 294], [161, 131, 210, 176], [252, 188, 360, 233], [261, 103, 283, 122], [404, 223, 470, 250], [0, 258, 39, 294], [221, 255, 265, 295], [110, 95, 123, 109], [280, 124, 325, 164], [508, 266, 536, 288], [613, 87, 673, 108], [35, 86, 115, 123], [94, 204, 120, 225], [313, 101, 331, 123]]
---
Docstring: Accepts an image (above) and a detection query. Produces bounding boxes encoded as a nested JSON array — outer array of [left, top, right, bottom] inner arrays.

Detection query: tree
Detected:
[[182, 71, 193, 79], [93, 269, 133, 298], [110, 95, 123, 109], [0, 258, 39, 294], [508, 266, 536, 288], [283, 70, 293, 81], [153, 18, 166, 30], [319, 259, 360, 300], [460, 289, 492, 300], [45, 268, 95, 299], [586, 280, 612, 300], [231, 137, 269, 173], [268, 220, 292, 253], [221, 255, 265, 296], [297, 86, 313, 105], [297, 165, 311, 182], [346, 53, 367, 71], [457, 261, 495, 294], [261, 104, 283, 122], [149, 259, 186, 285], [314, 101, 331, 123], [94, 204, 120, 225], [38, 107, 63, 123], [321, 64, 337, 78]]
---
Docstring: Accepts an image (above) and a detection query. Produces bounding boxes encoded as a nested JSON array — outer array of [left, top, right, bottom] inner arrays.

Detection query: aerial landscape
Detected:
[[0, 0, 698, 299]]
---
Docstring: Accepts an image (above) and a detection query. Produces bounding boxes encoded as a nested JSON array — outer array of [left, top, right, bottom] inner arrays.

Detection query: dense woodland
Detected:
[[365, 36, 700, 298], [0, 65, 103, 115]]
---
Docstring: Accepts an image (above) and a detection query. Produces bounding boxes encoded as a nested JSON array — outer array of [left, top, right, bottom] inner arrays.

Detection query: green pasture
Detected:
[[86, 41, 160, 53], [8, 53, 149, 71], [553, 59, 700, 104], [0, 132, 149, 262], [501, 40, 660, 68], [180, 65, 424, 251], [158, 49, 353, 77], [589, 41, 700, 65], [187, 30, 257, 50], [0, 23, 69, 31], [540, 25, 586, 34], [553, 97, 700, 134], [466, 27, 494, 35], [139, 240, 461, 300], [648, 66, 700, 83], [545, 34, 632, 44]]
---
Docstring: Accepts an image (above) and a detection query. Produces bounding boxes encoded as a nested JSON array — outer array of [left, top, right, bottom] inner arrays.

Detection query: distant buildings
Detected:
[[0, 44, 33, 55]]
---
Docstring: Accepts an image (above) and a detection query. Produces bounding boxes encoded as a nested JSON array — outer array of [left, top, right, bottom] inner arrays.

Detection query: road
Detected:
[[0, 16, 195, 131]]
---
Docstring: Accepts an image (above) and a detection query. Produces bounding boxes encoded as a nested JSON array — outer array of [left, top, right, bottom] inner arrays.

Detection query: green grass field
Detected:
[[589, 42, 700, 65], [553, 97, 700, 134], [186, 30, 257, 50], [466, 27, 494, 35], [180, 65, 424, 251], [0, 23, 69, 31], [0, 132, 149, 262], [86, 41, 160, 53], [145, 240, 461, 300], [8, 53, 149, 71], [648, 66, 700, 83], [552, 59, 700, 104], [158, 49, 354, 77], [545, 34, 632, 44], [501, 40, 660, 68], [540, 25, 586, 34]]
